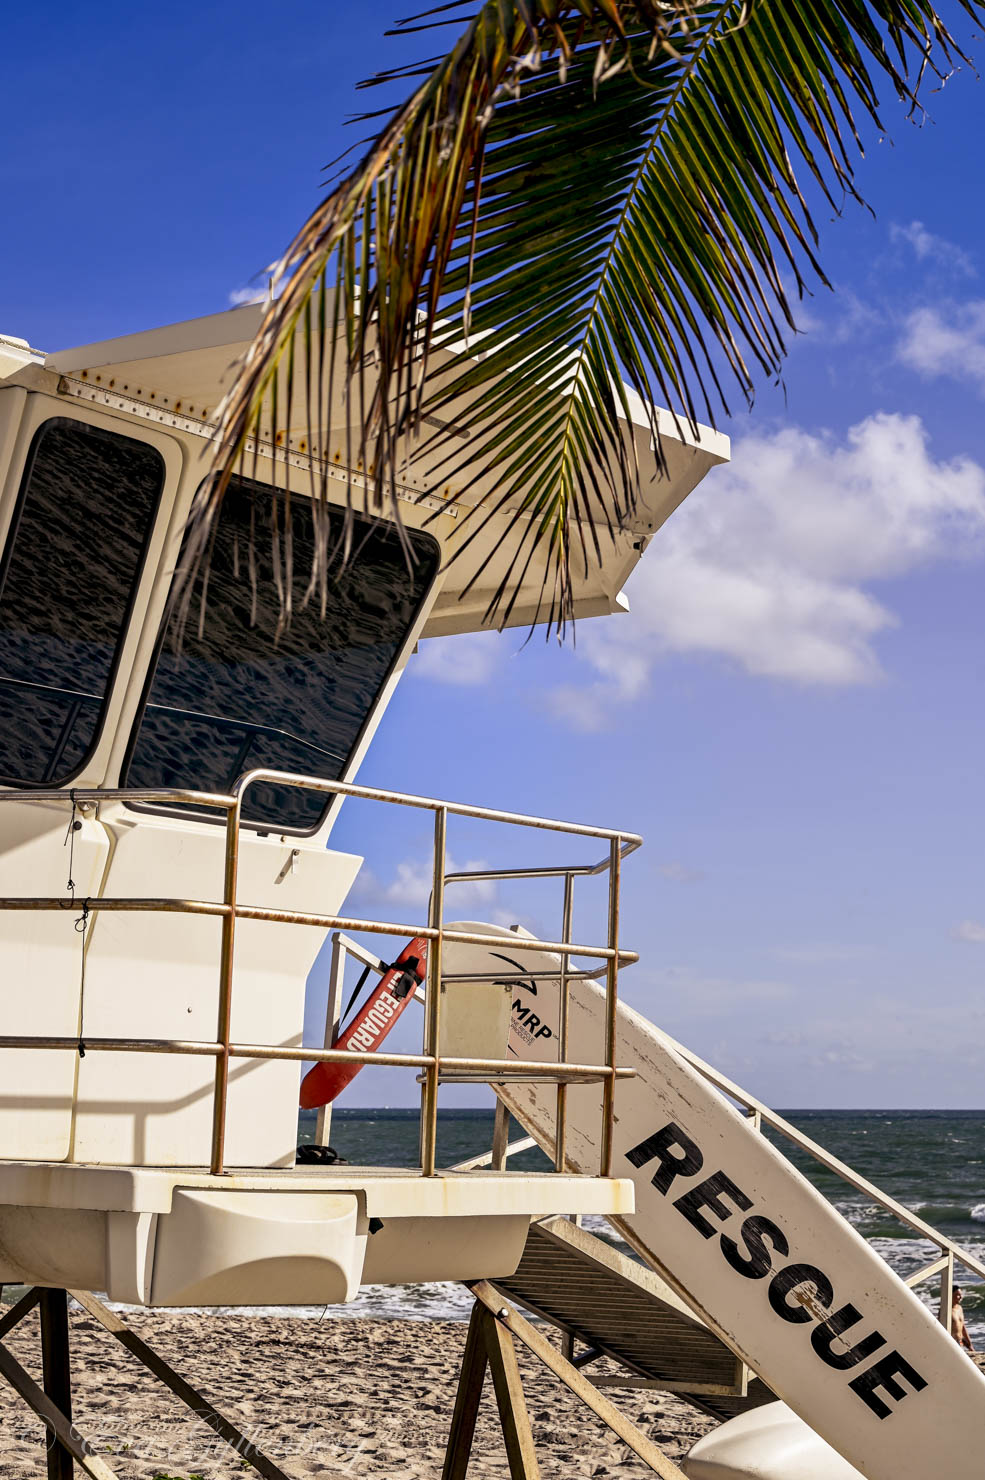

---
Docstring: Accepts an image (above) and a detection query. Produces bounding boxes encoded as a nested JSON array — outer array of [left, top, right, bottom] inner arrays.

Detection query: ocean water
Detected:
[[296, 1106, 985, 1341]]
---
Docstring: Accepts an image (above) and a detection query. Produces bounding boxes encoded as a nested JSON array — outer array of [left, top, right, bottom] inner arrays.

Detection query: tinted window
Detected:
[[0, 418, 164, 784], [125, 476, 440, 830]]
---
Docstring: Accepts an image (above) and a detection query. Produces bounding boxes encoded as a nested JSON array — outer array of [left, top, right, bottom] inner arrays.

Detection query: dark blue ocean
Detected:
[[297, 1106, 985, 1340]]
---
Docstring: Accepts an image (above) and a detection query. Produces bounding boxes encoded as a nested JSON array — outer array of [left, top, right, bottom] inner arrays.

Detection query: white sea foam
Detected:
[[106, 1281, 478, 1323], [971, 1203, 985, 1223], [581, 1213, 630, 1246]]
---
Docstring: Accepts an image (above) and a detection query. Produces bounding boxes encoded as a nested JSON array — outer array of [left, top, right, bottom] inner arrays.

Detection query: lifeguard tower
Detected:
[[0, 308, 726, 1477], [5, 311, 979, 1480]]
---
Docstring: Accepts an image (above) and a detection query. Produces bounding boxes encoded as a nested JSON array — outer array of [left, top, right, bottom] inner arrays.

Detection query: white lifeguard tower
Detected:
[[4, 312, 980, 1480], [0, 308, 727, 1478]]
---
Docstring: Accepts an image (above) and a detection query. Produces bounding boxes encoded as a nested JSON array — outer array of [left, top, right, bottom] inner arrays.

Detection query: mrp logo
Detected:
[[627, 1122, 928, 1421], [491, 952, 556, 1046]]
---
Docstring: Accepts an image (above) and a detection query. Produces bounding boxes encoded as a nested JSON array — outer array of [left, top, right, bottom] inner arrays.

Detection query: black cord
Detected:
[[75, 899, 90, 1057], [336, 954, 419, 1033], [337, 963, 373, 1033], [63, 791, 89, 1057], [63, 789, 79, 898]]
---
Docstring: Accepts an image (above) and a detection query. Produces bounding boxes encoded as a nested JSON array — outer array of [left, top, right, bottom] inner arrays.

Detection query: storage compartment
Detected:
[[150, 1189, 365, 1306]]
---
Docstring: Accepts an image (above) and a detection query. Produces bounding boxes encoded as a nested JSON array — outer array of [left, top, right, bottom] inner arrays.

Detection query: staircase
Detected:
[[493, 1215, 774, 1424]]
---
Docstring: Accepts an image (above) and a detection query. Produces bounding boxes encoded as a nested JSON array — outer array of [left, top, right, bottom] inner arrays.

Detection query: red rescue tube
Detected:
[[299, 936, 428, 1109]]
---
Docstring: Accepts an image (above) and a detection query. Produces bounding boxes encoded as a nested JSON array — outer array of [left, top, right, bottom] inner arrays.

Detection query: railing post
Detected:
[[554, 871, 575, 1172], [939, 1248, 955, 1328], [421, 806, 447, 1176], [315, 932, 347, 1146], [210, 797, 242, 1175], [491, 1099, 510, 1171], [600, 838, 621, 1178]]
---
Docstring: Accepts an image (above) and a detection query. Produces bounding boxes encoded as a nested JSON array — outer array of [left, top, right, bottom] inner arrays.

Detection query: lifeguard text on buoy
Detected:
[[299, 936, 428, 1109]]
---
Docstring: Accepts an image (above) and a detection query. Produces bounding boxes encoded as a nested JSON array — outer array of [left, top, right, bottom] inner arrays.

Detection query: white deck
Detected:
[[0, 1160, 633, 1308], [0, 1160, 634, 1217]]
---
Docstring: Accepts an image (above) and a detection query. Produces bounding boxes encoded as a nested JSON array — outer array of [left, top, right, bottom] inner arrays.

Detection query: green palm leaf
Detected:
[[200, 1, 983, 631]]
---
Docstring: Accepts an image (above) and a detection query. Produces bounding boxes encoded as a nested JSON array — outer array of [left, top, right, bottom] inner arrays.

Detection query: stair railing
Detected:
[[662, 1030, 985, 1326]]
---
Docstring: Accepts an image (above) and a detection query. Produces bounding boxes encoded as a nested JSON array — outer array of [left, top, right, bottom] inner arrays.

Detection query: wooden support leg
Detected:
[[482, 1306, 541, 1480], [40, 1289, 74, 1480], [442, 1303, 490, 1480], [443, 1299, 540, 1480]]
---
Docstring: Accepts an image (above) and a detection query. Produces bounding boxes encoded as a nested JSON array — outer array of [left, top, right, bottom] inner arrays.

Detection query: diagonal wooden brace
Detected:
[[468, 1281, 689, 1480], [0, 1336, 119, 1480], [0, 1286, 41, 1341], [69, 1290, 295, 1480]]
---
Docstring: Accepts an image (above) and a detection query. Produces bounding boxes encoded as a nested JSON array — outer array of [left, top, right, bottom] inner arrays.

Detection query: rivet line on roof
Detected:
[[54, 374, 460, 521]]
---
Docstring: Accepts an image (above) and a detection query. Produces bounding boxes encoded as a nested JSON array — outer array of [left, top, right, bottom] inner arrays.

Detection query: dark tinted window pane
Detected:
[[0, 418, 164, 783], [126, 477, 439, 829]]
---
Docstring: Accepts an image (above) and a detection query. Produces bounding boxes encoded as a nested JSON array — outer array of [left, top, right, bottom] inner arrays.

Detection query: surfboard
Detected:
[[683, 1401, 863, 1479], [300, 936, 428, 1109], [442, 923, 985, 1480]]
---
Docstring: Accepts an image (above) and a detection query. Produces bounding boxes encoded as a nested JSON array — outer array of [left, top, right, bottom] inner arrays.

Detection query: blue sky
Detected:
[[5, 3, 985, 1107]]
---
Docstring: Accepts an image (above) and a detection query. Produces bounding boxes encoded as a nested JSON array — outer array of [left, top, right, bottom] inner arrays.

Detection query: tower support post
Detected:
[[444, 1282, 689, 1480], [39, 1289, 75, 1480]]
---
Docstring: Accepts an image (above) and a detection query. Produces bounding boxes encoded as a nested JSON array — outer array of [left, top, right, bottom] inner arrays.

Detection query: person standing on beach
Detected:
[[951, 1287, 975, 1353]]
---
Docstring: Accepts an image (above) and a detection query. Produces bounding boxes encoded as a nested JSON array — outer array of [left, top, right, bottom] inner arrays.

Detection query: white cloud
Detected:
[[889, 220, 975, 278], [954, 920, 985, 944], [353, 853, 521, 929], [659, 861, 705, 884], [229, 285, 267, 307], [412, 632, 504, 686], [770, 943, 876, 965], [794, 289, 884, 347], [754, 996, 985, 1079], [897, 301, 985, 396], [644, 964, 793, 1017], [549, 413, 985, 724]]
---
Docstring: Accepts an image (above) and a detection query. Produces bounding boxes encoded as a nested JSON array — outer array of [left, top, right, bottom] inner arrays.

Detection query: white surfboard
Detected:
[[443, 924, 985, 1480], [683, 1401, 863, 1480]]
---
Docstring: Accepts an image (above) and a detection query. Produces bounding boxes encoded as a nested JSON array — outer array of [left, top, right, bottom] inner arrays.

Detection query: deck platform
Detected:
[[0, 1163, 634, 1308]]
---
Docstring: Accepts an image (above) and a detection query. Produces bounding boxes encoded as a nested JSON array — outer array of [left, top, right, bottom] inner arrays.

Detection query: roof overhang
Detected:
[[46, 305, 730, 637]]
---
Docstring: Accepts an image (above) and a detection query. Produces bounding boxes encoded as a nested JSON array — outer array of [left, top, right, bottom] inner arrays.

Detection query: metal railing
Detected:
[[443, 845, 634, 1174], [661, 1030, 985, 1327], [0, 771, 640, 1179]]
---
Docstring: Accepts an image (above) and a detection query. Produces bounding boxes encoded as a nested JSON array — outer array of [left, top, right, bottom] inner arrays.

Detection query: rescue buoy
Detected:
[[299, 936, 428, 1109]]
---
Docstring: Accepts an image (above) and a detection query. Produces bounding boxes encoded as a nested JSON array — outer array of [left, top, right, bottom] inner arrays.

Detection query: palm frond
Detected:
[[197, 0, 984, 633]]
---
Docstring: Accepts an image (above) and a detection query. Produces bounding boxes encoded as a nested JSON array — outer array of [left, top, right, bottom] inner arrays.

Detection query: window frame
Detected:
[[119, 488, 442, 838], [0, 414, 167, 790]]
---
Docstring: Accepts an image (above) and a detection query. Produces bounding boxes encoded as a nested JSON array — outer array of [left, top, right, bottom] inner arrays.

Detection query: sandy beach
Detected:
[[0, 1305, 717, 1479]]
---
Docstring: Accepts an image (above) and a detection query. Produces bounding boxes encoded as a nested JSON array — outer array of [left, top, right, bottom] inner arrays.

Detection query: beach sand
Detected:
[[0, 1305, 718, 1478]]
